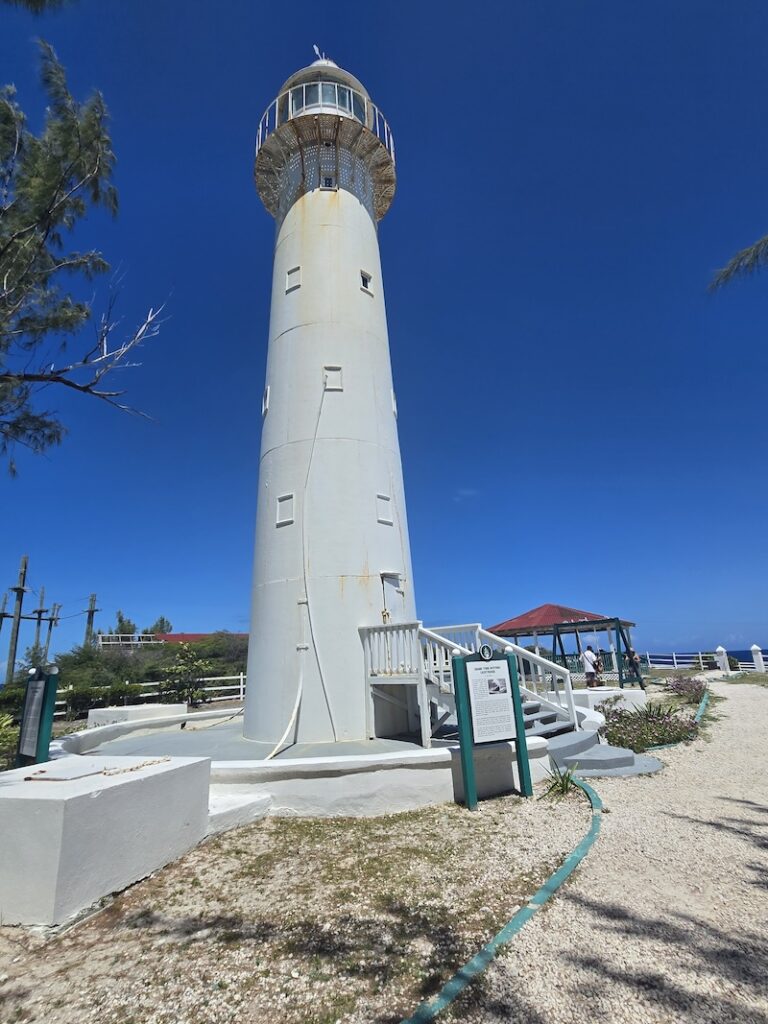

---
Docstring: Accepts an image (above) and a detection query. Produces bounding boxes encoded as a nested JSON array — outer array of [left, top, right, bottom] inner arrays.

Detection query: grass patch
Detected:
[[729, 671, 768, 686]]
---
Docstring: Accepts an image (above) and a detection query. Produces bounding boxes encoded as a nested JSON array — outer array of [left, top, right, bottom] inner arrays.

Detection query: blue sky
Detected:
[[1, 0, 767, 658]]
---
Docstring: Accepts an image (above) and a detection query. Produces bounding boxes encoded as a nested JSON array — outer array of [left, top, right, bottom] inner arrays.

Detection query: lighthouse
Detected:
[[244, 55, 417, 747]]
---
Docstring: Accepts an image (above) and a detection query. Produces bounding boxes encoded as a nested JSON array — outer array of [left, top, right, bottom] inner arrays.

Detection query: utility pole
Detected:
[[83, 593, 99, 646], [5, 555, 29, 686], [42, 603, 61, 663], [31, 585, 48, 650]]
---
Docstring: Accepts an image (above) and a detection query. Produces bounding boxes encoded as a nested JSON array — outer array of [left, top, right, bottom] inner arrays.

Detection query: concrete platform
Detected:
[[549, 687, 647, 712], [54, 713, 554, 817], [0, 755, 210, 925], [83, 719, 419, 761]]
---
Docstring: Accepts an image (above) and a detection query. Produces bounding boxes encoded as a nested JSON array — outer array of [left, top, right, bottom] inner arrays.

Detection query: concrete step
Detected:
[[523, 709, 559, 728], [574, 752, 663, 778], [562, 744, 635, 770], [545, 728, 601, 764], [522, 701, 542, 715], [526, 721, 575, 739]]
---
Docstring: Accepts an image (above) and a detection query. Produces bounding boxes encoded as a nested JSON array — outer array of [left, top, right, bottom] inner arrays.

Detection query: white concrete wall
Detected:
[[87, 704, 187, 727], [209, 738, 551, 816], [0, 756, 210, 925], [245, 186, 415, 744]]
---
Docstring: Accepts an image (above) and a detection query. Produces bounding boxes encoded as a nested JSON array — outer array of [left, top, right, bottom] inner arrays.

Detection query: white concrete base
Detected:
[[207, 788, 272, 835], [209, 736, 551, 817], [575, 706, 606, 731], [55, 711, 553, 818], [550, 687, 647, 713], [0, 755, 210, 926], [87, 704, 187, 728]]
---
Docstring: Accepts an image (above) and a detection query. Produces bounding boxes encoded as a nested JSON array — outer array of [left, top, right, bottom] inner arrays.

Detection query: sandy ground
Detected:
[[0, 785, 587, 1024], [1, 680, 765, 1024], [454, 680, 768, 1023]]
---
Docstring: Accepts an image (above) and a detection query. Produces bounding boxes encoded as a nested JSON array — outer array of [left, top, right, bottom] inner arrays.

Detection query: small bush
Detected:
[[0, 687, 24, 717], [597, 698, 698, 752], [665, 675, 708, 704], [540, 762, 579, 798], [0, 713, 19, 771]]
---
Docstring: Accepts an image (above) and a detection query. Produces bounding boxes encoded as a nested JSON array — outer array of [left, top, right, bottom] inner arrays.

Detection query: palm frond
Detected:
[[710, 233, 768, 290]]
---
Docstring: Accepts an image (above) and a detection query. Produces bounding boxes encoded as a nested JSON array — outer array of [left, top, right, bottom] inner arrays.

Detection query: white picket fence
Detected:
[[53, 673, 246, 719], [645, 652, 711, 670], [647, 646, 767, 675]]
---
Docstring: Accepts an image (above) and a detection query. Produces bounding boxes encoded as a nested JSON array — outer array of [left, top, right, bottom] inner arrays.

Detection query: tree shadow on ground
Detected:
[[116, 896, 546, 1023], [555, 892, 768, 1024], [666, 796, 768, 888]]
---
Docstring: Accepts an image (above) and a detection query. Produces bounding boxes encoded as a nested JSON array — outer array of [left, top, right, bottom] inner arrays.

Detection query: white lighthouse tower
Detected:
[[244, 55, 417, 748]]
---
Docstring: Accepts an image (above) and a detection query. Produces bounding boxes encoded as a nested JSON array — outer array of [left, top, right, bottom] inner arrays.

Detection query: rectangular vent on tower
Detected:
[[360, 270, 373, 294], [391, 389, 398, 418], [276, 493, 295, 527], [285, 266, 301, 293], [321, 175, 337, 190], [323, 366, 343, 392], [262, 385, 270, 417], [376, 493, 393, 526]]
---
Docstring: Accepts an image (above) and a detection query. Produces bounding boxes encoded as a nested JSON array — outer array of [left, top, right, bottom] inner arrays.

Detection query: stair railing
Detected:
[[429, 623, 579, 730]]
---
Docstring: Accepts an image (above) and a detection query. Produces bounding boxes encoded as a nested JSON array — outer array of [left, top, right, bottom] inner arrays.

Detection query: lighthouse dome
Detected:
[[280, 58, 369, 99]]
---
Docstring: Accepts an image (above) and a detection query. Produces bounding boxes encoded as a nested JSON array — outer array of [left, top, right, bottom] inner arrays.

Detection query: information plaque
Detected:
[[18, 672, 47, 758], [16, 666, 59, 767], [466, 660, 516, 744], [452, 649, 533, 808]]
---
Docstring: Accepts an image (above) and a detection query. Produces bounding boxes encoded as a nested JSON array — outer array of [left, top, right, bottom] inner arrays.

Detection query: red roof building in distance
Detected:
[[155, 633, 248, 644], [488, 603, 635, 636]]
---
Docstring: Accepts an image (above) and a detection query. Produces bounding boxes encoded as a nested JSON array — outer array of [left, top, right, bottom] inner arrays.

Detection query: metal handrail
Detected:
[[475, 628, 578, 728], [255, 80, 395, 165]]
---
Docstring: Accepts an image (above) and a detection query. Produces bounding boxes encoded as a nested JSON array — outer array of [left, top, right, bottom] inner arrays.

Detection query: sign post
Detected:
[[16, 666, 59, 767], [451, 647, 533, 809]]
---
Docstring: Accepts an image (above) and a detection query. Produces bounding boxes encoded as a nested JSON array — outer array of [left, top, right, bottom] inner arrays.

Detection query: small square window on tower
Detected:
[[276, 493, 295, 527], [376, 493, 393, 526], [321, 175, 336, 190], [285, 266, 301, 293], [323, 366, 343, 391], [360, 270, 372, 293]]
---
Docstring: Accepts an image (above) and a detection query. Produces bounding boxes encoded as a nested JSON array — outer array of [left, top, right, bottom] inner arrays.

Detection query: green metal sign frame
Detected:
[[451, 650, 533, 810], [16, 666, 59, 768]]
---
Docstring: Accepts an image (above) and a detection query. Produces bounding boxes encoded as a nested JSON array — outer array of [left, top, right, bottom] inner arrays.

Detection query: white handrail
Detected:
[[418, 625, 472, 655], [475, 628, 578, 729]]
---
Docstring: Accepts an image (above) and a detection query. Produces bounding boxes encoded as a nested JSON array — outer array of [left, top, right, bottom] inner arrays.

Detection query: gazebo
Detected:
[[487, 603, 644, 686]]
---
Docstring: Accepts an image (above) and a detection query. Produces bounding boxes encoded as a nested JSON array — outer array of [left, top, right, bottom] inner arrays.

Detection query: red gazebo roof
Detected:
[[488, 603, 634, 636]]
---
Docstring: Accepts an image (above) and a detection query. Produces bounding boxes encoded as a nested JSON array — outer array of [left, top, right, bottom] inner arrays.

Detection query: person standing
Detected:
[[581, 645, 599, 687]]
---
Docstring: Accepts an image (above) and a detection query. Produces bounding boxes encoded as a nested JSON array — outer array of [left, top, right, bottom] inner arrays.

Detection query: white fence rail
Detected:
[[645, 652, 710, 670], [53, 673, 246, 719]]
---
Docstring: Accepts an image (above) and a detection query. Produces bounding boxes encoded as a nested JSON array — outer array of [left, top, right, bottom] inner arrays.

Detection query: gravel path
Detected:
[[455, 681, 768, 1024]]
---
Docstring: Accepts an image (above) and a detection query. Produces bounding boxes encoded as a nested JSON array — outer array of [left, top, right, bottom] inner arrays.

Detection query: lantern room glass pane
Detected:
[[305, 83, 319, 106], [352, 93, 365, 122], [277, 93, 288, 124], [321, 82, 336, 105], [337, 86, 350, 111], [291, 87, 304, 116]]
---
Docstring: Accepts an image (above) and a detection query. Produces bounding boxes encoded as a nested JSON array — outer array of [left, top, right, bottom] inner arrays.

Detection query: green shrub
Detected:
[[0, 687, 24, 717], [597, 697, 698, 752], [665, 675, 708, 704], [0, 713, 19, 771]]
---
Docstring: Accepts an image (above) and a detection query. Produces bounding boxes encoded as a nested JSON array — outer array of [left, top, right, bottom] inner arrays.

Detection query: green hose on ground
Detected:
[[400, 779, 603, 1024]]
